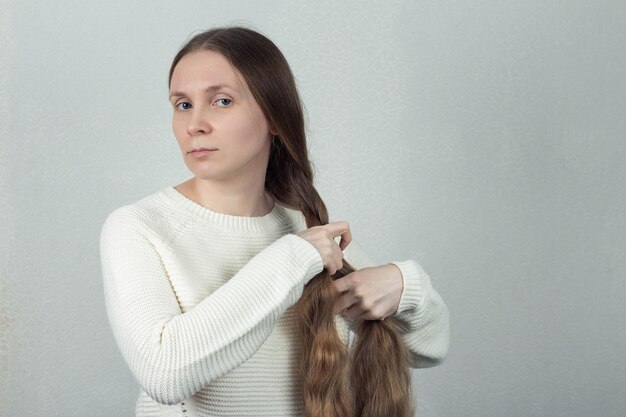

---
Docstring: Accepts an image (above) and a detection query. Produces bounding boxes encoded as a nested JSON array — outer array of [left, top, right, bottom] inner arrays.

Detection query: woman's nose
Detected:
[[186, 107, 212, 136]]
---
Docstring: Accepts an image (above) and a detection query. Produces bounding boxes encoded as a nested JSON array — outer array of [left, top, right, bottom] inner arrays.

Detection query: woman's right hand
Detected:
[[296, 221, 351, 275]]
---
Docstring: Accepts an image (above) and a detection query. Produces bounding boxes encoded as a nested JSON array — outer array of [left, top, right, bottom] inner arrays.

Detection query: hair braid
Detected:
[[266, 145, 352, 416], [350, 319, 414, 417], [267, 141, 414, 417], [291, 173, 353, 417]]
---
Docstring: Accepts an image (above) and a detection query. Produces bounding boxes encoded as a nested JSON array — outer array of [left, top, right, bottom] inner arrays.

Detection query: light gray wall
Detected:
[[1, 1, 624, 416]]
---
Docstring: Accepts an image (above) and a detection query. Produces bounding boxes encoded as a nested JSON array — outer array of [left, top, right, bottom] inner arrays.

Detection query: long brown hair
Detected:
[[169, 26, 414, 417]]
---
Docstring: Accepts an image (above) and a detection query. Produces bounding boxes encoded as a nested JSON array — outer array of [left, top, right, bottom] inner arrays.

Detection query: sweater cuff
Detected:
[[389, 260, 424, 315], [286, 234, 324, 284]]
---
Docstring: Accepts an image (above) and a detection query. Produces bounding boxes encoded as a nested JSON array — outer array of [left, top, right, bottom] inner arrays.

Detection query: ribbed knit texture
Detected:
[[99, 185, 450, 416]]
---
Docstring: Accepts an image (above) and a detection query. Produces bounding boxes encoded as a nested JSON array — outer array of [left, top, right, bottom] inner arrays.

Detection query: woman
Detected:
[[100, 26, 449, 417]]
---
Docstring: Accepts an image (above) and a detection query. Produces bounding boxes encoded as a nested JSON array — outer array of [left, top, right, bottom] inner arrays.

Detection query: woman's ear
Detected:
[[267, 119, 278, 136]]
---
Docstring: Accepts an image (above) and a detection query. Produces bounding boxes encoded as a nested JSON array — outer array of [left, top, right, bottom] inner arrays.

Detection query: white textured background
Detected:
[[1, 1, 625, 416]]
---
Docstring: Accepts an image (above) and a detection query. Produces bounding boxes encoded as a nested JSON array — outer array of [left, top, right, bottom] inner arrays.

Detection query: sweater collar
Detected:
[[161, 185, 287, 232]]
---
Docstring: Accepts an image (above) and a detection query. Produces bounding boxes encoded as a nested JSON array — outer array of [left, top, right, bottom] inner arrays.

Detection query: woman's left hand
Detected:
[[332, 263, 404, 321]]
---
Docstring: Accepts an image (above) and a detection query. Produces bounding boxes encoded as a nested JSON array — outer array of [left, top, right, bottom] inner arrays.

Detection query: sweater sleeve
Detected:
[[99, 208, 324, 405], [342, 240, 450, 368]]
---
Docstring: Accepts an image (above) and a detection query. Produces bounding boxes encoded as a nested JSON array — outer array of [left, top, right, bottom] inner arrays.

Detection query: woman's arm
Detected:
[[340, 240, 450, 368], [100, 207, 324, 405]]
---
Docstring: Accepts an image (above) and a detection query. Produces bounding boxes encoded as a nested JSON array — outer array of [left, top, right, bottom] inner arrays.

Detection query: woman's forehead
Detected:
[[170, 50, 248, 94]]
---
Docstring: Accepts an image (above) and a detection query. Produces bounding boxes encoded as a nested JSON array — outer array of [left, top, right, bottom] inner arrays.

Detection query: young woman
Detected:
[[100, 26, 449, 417]]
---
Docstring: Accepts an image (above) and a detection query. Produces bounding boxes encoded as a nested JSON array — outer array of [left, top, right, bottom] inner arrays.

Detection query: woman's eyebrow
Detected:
[[169, 84, 237, 100]]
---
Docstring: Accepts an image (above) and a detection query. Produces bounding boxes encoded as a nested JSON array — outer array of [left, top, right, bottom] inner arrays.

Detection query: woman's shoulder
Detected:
[[100, 186, 181, 239], [275, 202, 308, 233]]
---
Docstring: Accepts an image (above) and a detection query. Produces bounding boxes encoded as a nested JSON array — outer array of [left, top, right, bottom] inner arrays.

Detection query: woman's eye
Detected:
[[175, 101, 192, 111], [215, 98, 232, 107]]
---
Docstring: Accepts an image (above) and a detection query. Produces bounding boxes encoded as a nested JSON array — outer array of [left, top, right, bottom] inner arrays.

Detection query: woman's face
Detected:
[[169, 50, 273, 184]]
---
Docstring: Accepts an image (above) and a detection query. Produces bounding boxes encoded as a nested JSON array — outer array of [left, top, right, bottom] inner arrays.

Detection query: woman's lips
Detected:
[[189, 149, 217, 158]]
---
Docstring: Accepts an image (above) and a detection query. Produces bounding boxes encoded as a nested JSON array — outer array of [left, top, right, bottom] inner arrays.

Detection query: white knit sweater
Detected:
[[99, 185, 449, 416]]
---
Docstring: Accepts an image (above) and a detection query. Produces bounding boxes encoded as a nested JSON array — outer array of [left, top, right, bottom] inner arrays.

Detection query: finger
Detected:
[[335, 292, 357, 313], [341, 297, 357, 313], [332, 255, 343, 275], [328, 225, 351, 252], [332, 293, 351, 314], [324, 221, 351, 249], [332, 259, 343, 275], [351, 310, 367, 321], [338, 230, 351, 251], [334, 246, 344, 272], [342, 304, 365, 320], [332, 274, 353, 293], [338, 226, 352, 251]]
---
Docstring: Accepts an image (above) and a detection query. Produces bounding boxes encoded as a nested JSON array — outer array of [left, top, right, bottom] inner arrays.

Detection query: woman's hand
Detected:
[[296, 221, 352, 275], [332, 263, 404, 320]]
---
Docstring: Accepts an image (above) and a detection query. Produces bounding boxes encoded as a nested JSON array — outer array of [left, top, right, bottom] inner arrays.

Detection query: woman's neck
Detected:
[[175, 177, 274, 217]]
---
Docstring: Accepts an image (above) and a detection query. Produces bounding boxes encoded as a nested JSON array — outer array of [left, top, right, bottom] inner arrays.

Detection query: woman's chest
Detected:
[[159, 227, 289, 312]]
